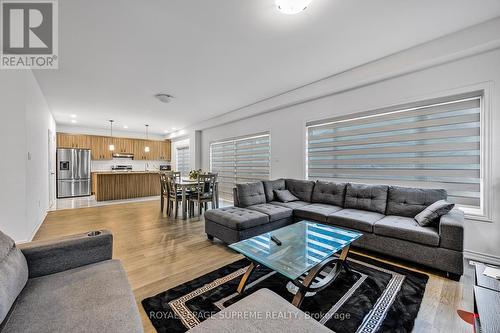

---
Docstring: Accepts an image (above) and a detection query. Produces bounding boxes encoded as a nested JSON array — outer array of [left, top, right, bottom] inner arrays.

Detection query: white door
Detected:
[[48, 129, 56, 209]]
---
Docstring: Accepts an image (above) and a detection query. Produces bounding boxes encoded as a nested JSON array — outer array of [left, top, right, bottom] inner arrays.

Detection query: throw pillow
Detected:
[[274, 189, 299, 203], [415, 200, 455, 227]]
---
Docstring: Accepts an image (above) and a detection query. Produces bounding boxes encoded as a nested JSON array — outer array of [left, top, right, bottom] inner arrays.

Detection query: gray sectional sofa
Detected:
[[0, 230, 143, 333], [204, 179, 465, 277]]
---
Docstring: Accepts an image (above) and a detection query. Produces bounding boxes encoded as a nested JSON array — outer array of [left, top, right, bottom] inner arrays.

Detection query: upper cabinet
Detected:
[[57, 133, 91, 149], [90, 136, 113, 160], [57, 133, 171, 161]]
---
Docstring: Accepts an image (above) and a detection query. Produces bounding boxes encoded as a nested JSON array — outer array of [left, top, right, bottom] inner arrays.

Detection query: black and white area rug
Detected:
[[142, 253, 428, 333]]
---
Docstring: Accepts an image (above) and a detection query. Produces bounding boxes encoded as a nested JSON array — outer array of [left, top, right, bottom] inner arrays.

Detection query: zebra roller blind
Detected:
[[210, 133, 270, 200], [307, 96, 481, 209], [176, 146, 190, 177]]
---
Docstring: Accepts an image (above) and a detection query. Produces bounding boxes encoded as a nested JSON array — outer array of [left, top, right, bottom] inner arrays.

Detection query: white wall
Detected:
[[200, 44, 500, 262], [0, 71, 56, 242], [0, 71, 28, 241]]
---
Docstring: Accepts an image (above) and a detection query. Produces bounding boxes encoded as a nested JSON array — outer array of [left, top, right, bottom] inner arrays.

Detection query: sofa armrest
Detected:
[[18, 230, 113, 278], [439, 209, 464, 252]]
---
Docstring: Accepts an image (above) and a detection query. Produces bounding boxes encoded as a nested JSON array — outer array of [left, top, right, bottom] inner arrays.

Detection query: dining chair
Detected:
[[166, 175, 183, 219], [188, 174, 217, 218], [160, 173, 169, 216]]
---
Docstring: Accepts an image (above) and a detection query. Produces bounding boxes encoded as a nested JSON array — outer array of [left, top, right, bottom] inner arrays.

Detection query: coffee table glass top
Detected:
[[229, 221, 362, 280]]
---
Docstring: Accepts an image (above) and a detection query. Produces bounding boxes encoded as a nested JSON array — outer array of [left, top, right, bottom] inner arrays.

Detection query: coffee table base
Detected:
[[237, 245, 352, 308]]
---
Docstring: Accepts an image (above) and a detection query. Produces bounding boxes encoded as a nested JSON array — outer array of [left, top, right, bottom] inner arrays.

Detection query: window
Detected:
[[307, 95, 483, 213], [210, 133, 270, 200], [176, 146, 190, 177]]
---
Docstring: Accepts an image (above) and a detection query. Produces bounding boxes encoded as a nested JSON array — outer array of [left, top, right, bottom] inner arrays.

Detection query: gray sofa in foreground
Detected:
[[0, 230, 143, 333], [204, 179, 464, 277]]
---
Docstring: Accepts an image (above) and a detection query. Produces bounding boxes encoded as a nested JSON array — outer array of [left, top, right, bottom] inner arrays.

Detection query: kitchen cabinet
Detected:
[[159, 141, 171, 161], [57, 133, 171, 161], [57, 133, 90, 149], [113, 137, 134, 154], [133, 139, 148, 160], [90, 136, 113, 160]]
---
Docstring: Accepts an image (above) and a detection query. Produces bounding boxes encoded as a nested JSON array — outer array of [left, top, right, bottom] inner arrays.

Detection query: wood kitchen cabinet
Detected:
[[57, 132, 171, 161], [159, 141, 171, 161], [90, 136, 113, 160], [57, 133, 91, 149], [113, 137, 134, 154], [133, 139, 148, 160]]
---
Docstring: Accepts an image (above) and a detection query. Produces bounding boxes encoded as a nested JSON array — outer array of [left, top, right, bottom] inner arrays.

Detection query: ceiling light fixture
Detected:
[[144, 125, 150, 153], [71, 119, 77, 123], [108, 120, 115, 151], [123, 125, 128, 129], [70, 114, 77, 118], [155, 93, 174, 103], [275, 0, 312, 14]]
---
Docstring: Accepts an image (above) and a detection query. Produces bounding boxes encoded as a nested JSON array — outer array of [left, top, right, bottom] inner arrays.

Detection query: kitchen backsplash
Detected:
[[91, 159, 170, 171]]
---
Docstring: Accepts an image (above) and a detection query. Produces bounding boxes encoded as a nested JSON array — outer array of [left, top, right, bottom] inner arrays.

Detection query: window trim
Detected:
[[305, 86, 492, 222]]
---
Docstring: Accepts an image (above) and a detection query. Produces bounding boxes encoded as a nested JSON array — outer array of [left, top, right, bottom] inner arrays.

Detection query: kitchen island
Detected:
[[91, 171, 161, 201]]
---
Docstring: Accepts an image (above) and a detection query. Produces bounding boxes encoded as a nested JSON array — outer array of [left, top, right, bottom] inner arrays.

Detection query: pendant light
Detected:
[[144, 124, 150, 153], [108, 120, 115, 151]]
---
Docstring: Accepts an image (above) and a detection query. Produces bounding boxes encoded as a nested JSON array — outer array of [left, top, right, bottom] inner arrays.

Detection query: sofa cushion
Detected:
[[204, 207, 270, 230], [386, 186, 447, 218], [262, 179, 286, 202], [327, 208, 384, 233], [246, 204, 293, 222], [270, 201, 311, 210], [0, 231, 28, 324], [2, 260, 143, 333], [294, 203, 343, 223], [285, 179, 315, 202], [236, 182, 267, 207], [344, 183, 388, 214], [274, 189, 299, 203], [311, 181, 347, 207], [187, 288, 332, 333], [374, 216, 440, 247], [415, 200, 455, 227]]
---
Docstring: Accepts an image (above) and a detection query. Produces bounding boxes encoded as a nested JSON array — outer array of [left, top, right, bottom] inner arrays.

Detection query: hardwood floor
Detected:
[[35, 200, 473, 333]]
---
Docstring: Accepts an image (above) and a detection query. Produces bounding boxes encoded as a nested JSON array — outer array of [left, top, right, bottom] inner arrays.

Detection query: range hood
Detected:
[[112, 153, 134, 159]]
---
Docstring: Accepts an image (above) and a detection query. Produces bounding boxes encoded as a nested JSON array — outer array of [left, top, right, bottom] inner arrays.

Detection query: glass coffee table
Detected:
[[229, 220, 363, 308]]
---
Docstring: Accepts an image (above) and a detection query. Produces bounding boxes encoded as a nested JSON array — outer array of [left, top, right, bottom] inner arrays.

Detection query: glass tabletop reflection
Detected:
[[229, 220, 362, 280]]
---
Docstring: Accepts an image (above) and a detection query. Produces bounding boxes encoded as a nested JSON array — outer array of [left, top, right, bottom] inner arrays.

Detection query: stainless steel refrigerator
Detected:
[[57, 148, 91, 198]]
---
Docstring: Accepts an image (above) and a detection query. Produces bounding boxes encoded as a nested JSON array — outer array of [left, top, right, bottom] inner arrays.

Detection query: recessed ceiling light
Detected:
[[123, 125, 128, 129], [155, 93, 174, 103], [164, 130, 169, 133], [71, 119, 77, 124], [70, 114, 77, 118], [275, 0, 312, 14], [171, 127, 177, 131]]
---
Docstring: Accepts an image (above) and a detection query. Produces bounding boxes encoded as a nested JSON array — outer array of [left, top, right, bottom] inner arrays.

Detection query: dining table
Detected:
[[177, 178, 219, 219]]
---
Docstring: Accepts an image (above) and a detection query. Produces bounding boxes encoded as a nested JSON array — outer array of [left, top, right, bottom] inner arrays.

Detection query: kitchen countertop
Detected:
[[91, 171, 162, 175]]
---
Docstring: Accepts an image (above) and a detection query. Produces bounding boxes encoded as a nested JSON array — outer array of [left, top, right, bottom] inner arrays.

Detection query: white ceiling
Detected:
[[34, 0, 500, 135]]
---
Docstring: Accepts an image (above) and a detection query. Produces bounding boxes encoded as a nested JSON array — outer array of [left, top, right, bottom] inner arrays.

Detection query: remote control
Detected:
[[271, 235, 282, 246]]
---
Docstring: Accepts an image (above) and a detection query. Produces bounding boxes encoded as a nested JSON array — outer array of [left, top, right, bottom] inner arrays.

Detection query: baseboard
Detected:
[[16, 211, 48, 244], [464, 249, 500, 266]]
